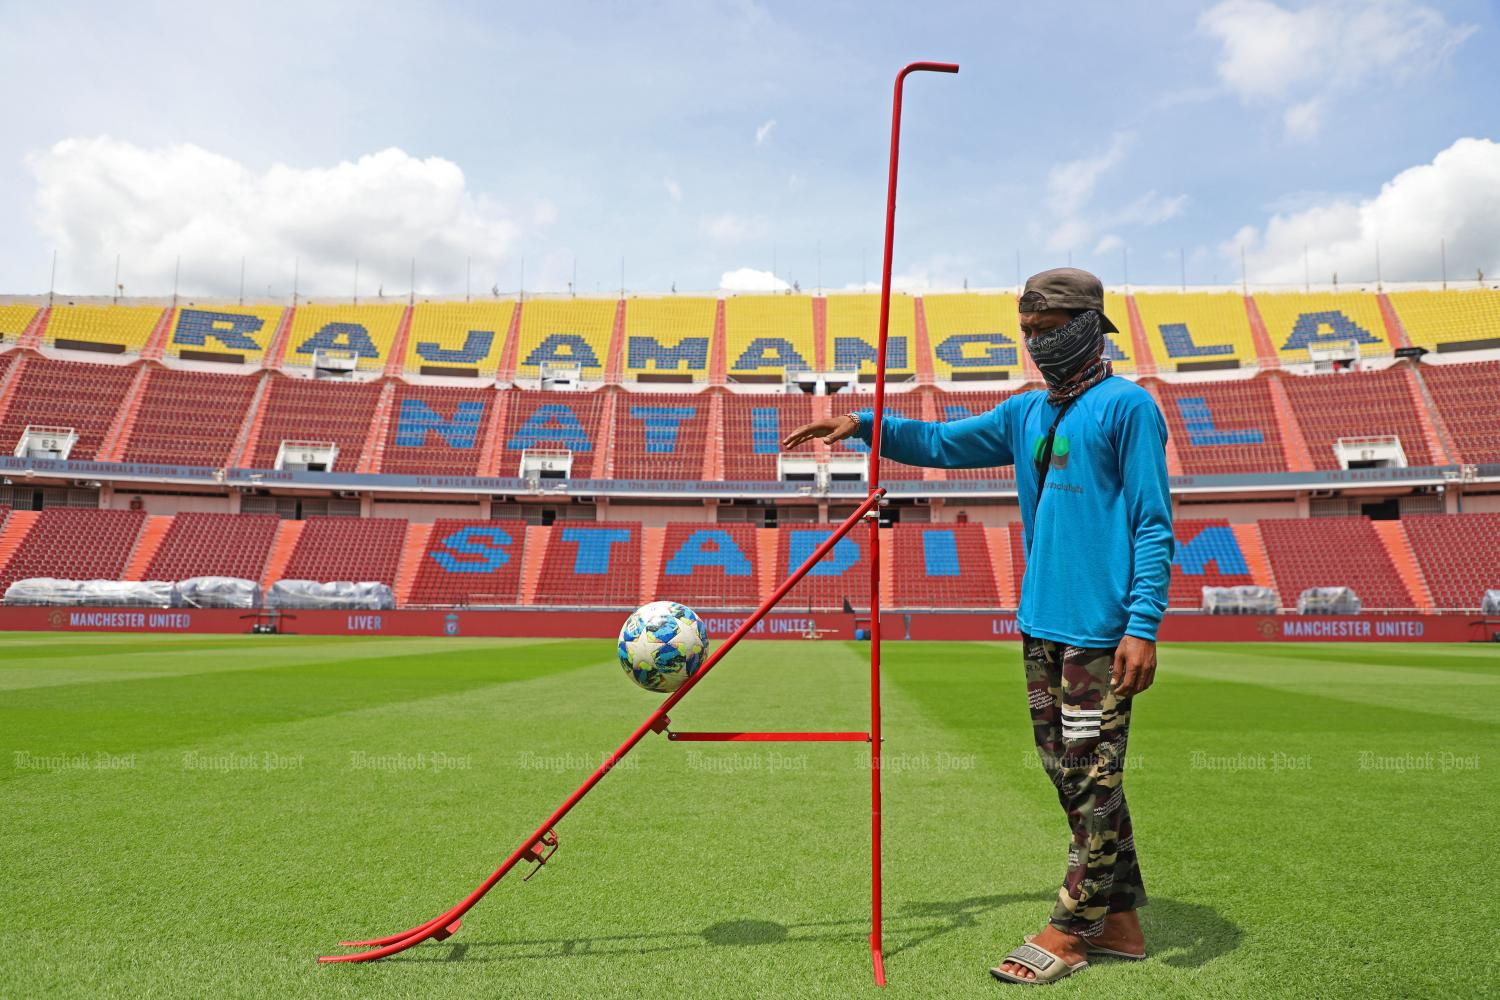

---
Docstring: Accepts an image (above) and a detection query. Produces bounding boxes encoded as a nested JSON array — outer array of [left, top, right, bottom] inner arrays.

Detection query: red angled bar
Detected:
[[665, 731, 870, 742]]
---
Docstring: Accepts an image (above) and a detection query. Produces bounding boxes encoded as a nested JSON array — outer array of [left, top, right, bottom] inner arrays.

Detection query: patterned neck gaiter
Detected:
[[1024, 309, 1114, 405]]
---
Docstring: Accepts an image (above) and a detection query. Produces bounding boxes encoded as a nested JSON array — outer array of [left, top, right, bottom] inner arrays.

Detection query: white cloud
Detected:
[[1093, 234, 1125, 255], [664, 177, 683, 203], [720, 267, 789, 292], [1199, 0, 1476, 138], [531, 198, 559, 226], [755, 119, 777, 146], [1227, 137, 1500, 283], [28, 137, 519, 297], [1046, 133, 1131, 218], [700, 211, 766, 243]]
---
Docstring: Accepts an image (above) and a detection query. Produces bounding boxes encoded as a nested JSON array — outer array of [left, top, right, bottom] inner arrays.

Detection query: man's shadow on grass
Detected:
[[390, 893, 1238, 970]]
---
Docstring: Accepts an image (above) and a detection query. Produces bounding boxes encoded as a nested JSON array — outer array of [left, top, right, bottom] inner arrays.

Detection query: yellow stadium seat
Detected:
[[1385, 290, 1500, 353], [513, 298, 615, 377], [0, 304, 38, 341], [723, 296, 814, 379], [922, 294, 1024, 380], [46, 304, 163, 353], [166, 304, 282, 363], [1255, 293, 1391, 362], [283, 304, 405, 370], [622, 297, 715, 380], [1102, 292, 1134, 373], [824, 295, 915, 377], [1134, 293, 1257, 370], [404, 301, 514, 374]]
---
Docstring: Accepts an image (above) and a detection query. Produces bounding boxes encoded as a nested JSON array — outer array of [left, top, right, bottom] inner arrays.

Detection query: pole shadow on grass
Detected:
[[383, 894, 1237, 969]]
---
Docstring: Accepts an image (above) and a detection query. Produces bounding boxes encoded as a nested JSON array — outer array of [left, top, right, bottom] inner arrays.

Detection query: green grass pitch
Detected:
[[3, 633, 1497, 998]]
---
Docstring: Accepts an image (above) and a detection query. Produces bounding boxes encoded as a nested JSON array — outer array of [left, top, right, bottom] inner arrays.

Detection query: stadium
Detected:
[[4, 3, 1499, 998], [0, 285, 1496, 635]]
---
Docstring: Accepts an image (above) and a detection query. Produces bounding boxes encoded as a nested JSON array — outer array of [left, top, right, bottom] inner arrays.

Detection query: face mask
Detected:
[[1024, 310, 1113, 404]]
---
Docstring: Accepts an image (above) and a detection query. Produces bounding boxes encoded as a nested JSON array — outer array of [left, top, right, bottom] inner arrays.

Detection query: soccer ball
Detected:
[[617, 601, 710, 692]]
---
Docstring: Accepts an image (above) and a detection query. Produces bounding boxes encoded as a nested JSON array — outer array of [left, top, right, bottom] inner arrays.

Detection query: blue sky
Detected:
[[1, 0, 1496, 298]]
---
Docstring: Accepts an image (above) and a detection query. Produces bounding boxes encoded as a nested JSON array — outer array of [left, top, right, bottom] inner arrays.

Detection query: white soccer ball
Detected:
[[617, 601, 710, 692]]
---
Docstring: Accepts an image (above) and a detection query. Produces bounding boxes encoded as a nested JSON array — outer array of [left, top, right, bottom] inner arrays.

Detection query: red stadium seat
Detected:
[[408, 520, 527, 605], [279, 517, 408, 586], [248, 375, 384, 472], [892, 522, 1000, 608], [1401, 513, 1500, 610], [0, 508, 145, 591], [655, 523, 760, 607], [1281, 366, 1436, 469], [121, 368, 260, 467], [1258, 516, 1413, 610]]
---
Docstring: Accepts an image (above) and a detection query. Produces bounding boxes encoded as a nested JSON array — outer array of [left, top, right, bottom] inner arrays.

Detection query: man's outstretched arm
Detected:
[[781, 406, 1013, 469]]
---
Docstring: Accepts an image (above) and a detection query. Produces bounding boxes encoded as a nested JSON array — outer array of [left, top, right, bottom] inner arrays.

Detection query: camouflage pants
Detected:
[[1022, 634, 1147, 935]]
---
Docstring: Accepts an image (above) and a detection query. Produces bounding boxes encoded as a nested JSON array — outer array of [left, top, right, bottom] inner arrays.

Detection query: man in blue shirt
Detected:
[[782, 268, 1173, 985]]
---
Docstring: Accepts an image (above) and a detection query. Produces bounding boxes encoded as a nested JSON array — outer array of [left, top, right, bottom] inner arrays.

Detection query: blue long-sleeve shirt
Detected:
[[855, 376, 1174, 647]]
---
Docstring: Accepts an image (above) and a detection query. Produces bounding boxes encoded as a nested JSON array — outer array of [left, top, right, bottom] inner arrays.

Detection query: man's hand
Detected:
[[781, 414, 860, 450], [1111, 636, 1157, 697]]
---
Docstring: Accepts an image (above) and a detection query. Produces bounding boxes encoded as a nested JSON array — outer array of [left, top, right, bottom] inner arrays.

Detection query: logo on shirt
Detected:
[[1031, 432, 1071, 470]]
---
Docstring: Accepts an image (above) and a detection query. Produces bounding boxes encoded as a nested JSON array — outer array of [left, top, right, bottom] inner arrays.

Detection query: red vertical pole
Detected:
[[867, 60, 958, 987]]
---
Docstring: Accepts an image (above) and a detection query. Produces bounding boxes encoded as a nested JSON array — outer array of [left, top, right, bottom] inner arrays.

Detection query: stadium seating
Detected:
[[404, 301, 514, 375], [921, 293, 1024, 380], [408, 519, 527, 605], [1254, 293, 1392, 362], [1134, 293, 1257, 370], [892, 523, 999, 607], [0, 357, 138, 460], [167, 305, 282, 364], [1421, 360, 1500, 464], [622, 297, 715, 381], [1102, 292, 1135, 373], [142, 512, 280, 581], [512, 298, 615, 378], [834, 395, 927, 481], [119, 368, 260, 467], [0, 508, 145, 592], [931, 387, 1030, 480], [1401, 512, 1500, 610], [381, 383, 495, 476], [496, 388, 611, 478], [656, 523, 760, 607], [720, 391, 814, 481], [280, 516, 407, 585], [611, 391, 712, 480], [723, 296, 815, 380], [45, 305, 162, 353], [0, 304, 38, 341], [1169, 519, 1255, 607], [1281, 366, 1436, 469], [283, 304, 405, 370], [1257, 516, 1413, 609], [777, 524, 870, 610], [1008, 521, 1027, 601], [1386, 290, 1500, 353], [247, 374, 384, 472], [533, 522, 641, 606], [824, 295, 916, 378], [1152, 375, 1288, 474]]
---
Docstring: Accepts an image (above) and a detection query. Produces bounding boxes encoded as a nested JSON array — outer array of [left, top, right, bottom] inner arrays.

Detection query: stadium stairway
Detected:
[[356, 381, 398, 473], [639, 526, 666, 602], [1375, 293, 1413, 350], [1403, 363, 1458, 466], [603, 299, 627, 383], [0, 353, 29, 426], [495, 301, 524, 381], [701, 393, 725, 481], [1123, 296, 1158, 377], [757, 528, 779, 604], [261, 306, 296, 369], [911, 298, 936, 384], [393, 522, 434, 606], [880, 526, 896, 604], [519, 525, 550, 604], [97, 364, 153, 462], [810, 297, 828, 370], [1265, 375, 1316, 472], [139, 306, 176, 360], [1229, 523, 1278, 599], [708, 299, 728, 386], [259, 519, 305, 588], [1371, 520, 1434, 611], [228, 371, 274, 467], [0, 510, 40, 572], [983, 526, 1013, 607], [17, 305, 50, 349], [121, 515, 174, 580], [1242, 296, 1280, 369], [383, 306, 415, 377]]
